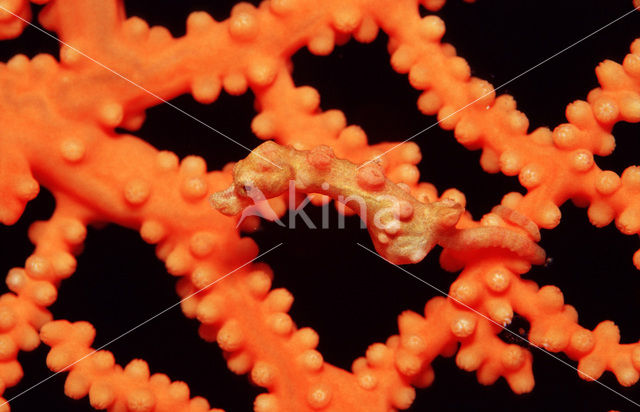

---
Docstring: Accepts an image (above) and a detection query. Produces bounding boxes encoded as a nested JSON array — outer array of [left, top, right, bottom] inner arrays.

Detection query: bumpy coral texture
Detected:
[[0, 0, 639, 411]]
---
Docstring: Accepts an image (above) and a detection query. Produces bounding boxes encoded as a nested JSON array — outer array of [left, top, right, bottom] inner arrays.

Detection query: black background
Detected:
[[1, 0, 640, 411]]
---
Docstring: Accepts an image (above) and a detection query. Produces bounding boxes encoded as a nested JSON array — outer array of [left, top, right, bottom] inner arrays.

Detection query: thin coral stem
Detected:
[[40, 320, 224, 412]]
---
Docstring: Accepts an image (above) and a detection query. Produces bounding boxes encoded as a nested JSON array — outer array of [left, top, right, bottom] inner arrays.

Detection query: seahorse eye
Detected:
[[236, 181, 256, 198]]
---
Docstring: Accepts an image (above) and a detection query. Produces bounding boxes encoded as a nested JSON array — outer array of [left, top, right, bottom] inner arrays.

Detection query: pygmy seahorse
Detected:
[[212, 141, 545, 266]]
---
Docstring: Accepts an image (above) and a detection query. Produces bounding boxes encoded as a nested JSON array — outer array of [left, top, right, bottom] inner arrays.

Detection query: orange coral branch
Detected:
[[41, 320, 223, 412]]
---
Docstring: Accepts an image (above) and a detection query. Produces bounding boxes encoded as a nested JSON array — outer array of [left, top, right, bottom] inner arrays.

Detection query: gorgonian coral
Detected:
[[0, 0, 639, 411]]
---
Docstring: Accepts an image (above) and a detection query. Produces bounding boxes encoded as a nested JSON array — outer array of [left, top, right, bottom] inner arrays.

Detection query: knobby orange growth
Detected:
[[0, 0, 639, 411]]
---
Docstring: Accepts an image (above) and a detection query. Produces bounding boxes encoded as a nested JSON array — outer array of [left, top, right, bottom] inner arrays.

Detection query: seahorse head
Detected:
[[211, 141, 293, 215]]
